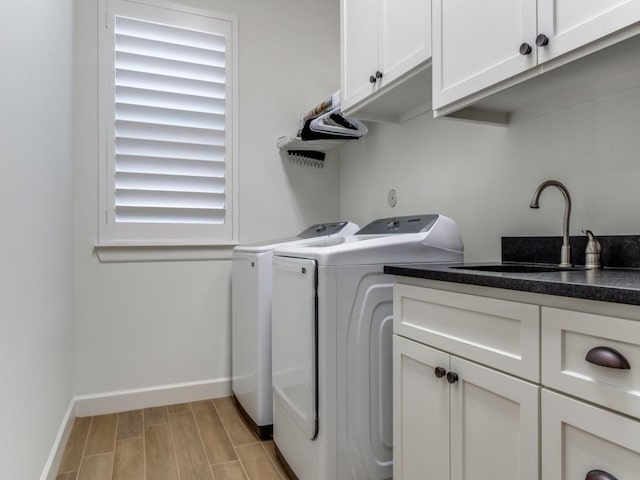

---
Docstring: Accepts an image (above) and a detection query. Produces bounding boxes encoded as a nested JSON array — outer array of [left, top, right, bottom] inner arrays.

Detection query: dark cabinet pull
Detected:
[[375, 70, 383, 80], [434, 367, 446, 378], [536, 34, 549, 47], [446, 372, 459, 384], [369, 75, 376, 84], [586, 469, 618, 480], [519, 42, 532, 55], [586, 346, 631, 369]]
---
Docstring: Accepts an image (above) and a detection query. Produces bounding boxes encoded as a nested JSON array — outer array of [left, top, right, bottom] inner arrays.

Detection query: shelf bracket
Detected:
[[287, 150, 325, 168]]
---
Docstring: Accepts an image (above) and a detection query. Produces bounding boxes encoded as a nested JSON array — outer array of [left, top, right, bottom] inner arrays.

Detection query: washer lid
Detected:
[[355, 215, 438, 235]]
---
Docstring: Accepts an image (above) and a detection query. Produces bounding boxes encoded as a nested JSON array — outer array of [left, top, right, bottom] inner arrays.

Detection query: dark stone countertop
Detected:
[[384, 263, 640, 306]]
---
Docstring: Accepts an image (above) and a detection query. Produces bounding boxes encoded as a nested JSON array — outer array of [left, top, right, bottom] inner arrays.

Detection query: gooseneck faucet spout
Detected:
[[529, 180, 572, 267]]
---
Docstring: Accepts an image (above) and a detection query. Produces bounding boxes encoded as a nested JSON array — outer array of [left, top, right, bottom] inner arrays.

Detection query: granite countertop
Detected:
[[384, 263, 640, 306]]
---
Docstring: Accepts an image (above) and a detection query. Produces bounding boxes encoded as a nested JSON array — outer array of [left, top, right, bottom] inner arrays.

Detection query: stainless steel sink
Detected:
[[451, 264, 585, 274]]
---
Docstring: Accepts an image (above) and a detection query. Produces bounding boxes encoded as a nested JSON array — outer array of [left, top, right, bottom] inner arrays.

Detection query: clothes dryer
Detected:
[[231, 221, 359, 439], [271, 214, 463, 479]]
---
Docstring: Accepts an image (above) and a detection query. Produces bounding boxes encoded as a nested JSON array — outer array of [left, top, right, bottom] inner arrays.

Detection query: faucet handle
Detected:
[[582, 230, 602, 269]]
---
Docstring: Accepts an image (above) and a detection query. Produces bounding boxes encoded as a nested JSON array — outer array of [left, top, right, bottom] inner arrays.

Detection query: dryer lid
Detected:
[[297, 221, 353, 238]]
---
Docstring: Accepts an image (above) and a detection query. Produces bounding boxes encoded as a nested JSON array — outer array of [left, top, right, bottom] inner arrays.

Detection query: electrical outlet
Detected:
[[388, 189, 397, 208]]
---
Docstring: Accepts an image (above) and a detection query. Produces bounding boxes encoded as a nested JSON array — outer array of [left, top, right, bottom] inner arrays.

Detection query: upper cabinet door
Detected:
[[379, 0, 431, 88], [432, 0, 538, 110], [341, 0, 380, 110], [537, 0, 640, 63]]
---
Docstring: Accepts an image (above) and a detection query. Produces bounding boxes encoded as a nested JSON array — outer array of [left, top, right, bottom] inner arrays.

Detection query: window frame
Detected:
[[97, 0, 238, 255]]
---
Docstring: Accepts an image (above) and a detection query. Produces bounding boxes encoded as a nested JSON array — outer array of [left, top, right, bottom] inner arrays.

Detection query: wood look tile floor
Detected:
[[57, 398, 292, 480]]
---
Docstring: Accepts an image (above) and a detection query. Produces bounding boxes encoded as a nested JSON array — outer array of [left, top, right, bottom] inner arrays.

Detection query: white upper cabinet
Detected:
[[538, 0, 640, 63], [433, 0, 640, 118], [379, 0, 431, 89], [433, 0, 538, 111], [341, 0, 431, 123], [341, 0, 380, 110]]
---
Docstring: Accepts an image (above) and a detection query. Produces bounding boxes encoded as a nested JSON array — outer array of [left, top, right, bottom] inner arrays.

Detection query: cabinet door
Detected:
[[341, 0, 380, 110], [542, 389, 640, 479], [432, 0, 538, 110], [379, 0, 431, 88], [449, 356, 539, 480], [538, 0, 640, 63], [393, 335, 449, 480]]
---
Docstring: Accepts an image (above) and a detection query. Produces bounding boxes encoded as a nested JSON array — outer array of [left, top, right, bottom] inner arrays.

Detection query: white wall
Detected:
[[74, 0, 341, 398], [339, 86, 640, 262], [0, 1, 74, 477]]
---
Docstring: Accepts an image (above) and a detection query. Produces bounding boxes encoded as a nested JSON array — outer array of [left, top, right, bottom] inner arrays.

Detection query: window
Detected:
[[99, 0, 237, 246]]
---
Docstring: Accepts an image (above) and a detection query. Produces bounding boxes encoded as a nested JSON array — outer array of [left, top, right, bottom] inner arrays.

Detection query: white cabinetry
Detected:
[[538, 0, 640, 64], [393, 336, 449, 480], [433, 0, 640, 120], [341, 0, 379, 111], [393, 280, 640, 480], [541, 306, 640, 419], [393, 285, 539, 480], [341, 0, 431, 122], [393, 284, 539, 380], [432, 0, 537, 112], [542, 389, 640, 480], [540, 305, 640, 479]]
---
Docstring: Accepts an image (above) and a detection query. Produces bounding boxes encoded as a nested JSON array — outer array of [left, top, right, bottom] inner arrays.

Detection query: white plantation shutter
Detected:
[[100, 0, 236, 244]]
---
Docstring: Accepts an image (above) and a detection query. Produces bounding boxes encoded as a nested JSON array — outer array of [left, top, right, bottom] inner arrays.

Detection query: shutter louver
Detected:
[[113, 15, 227, 225]]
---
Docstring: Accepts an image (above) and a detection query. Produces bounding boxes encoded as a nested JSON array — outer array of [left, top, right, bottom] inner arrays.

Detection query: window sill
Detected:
[[95, 243, 237, 263]]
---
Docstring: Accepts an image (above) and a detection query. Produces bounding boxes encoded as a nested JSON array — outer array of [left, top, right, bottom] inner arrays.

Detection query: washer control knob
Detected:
[[386, 218, 400, 229]]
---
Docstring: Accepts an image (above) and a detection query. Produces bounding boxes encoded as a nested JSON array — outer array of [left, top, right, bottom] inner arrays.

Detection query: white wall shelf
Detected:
[[277, 135, 351, 152]]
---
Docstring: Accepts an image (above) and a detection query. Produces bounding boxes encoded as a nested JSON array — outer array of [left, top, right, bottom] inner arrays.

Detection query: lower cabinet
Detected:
[[393, 334, 539, 480], [393, 282, 640, 480], [542, 389, 640, 479]]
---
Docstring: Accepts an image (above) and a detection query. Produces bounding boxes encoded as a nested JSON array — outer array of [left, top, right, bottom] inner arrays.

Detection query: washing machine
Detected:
[[231, 221, 359, 439], [271, 214, 463, 479]]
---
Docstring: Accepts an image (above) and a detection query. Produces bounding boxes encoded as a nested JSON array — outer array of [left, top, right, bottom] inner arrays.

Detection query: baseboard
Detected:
[[40, 378, 230, 478], [74, 377, 231, 417], [40, 398, 76, 480]]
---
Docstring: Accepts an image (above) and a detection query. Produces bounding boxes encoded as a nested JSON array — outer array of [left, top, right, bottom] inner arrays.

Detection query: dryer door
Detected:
[[272, 256, 318, 440]]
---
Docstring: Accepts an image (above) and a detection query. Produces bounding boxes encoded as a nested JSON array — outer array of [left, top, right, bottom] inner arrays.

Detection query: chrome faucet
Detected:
[[529, 180, 572, 268]]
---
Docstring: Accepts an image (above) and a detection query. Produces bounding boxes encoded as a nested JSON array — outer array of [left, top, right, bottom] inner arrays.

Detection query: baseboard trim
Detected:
[[40, 378, 230, 478], [74, 377, 231, 417], [40, 399, 76, 480]]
